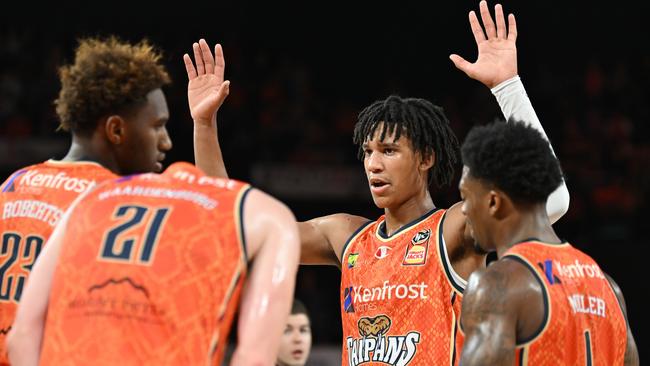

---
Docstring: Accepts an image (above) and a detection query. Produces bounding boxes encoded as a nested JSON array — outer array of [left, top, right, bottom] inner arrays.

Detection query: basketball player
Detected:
[[277, 299, 312, 366], [0, 36, 230, 364], [457, 121, 639, 365], [6, 161, 300, 366], [193, 2, 571, 364]]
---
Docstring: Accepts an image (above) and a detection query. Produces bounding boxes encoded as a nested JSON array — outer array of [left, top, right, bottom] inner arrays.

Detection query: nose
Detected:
[[159, 126, 173, 152], [365, 151, 383, 173], [291, 331, 303, 344]]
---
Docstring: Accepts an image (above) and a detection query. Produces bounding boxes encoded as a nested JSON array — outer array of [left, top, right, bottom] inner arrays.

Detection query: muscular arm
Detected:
[[299, 214, 370, 266], [459, 266, 517, 365], [604, 273, 639, 366], [460, 258, 545, 366], [230, 189, 300, 365]]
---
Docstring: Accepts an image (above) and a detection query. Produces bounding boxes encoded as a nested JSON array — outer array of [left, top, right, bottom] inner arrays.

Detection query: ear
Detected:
[[105, 115, 126, 145], [488, 190, 510, 219], [487, 190, 501, 217], [419, 151, 435, 172]]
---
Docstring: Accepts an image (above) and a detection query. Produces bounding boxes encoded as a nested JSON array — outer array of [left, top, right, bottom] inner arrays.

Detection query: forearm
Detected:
[[493, 76, 570, 223], [193, 120, 228, 178], [7, 326, 43, 366], [492, 76, 551, 147]]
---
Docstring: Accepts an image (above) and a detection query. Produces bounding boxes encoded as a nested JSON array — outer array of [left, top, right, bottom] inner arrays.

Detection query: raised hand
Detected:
[[450, 1, 518, 88], [183, 39, 230, 125]]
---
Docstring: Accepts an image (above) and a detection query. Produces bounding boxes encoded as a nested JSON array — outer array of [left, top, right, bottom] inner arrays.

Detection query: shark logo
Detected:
[[346, 314, 420, 366]]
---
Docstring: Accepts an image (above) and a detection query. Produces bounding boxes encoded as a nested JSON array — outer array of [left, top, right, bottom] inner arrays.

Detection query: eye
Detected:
[[384, 148, 394, 155]]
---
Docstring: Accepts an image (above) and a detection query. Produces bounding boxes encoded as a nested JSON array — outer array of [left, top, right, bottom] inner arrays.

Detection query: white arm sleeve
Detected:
[[492, 76, 570, 224]]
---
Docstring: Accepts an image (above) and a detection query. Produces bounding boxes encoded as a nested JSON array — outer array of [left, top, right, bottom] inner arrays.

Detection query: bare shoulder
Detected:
[[463, 258, 543, 322], [440, 202, 472, 260]]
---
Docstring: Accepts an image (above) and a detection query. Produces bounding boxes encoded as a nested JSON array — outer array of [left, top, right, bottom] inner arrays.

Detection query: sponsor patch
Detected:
[[402, 229, 430, 266], [348, 253, 359, 268]]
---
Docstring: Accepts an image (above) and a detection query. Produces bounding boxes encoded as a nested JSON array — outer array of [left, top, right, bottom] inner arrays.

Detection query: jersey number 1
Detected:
[[99, 205, 171, 265]]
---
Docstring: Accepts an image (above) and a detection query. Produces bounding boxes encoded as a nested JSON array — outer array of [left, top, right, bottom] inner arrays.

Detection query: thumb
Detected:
[[449, 54, 472, 74]]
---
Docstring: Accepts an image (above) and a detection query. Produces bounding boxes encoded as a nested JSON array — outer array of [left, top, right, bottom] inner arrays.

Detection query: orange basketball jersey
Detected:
[[39, 162, 250, 366], [504, 240, 627, 365], [340, 209, 466, 366], [0, 160, 115, 364]]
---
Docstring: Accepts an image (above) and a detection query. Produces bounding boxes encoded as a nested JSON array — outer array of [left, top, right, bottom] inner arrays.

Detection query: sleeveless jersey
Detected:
[[504, 240, 627, 365], [340, 208, 467, 366], [40, 162, 250, 366], [0, 160, 115, 364]]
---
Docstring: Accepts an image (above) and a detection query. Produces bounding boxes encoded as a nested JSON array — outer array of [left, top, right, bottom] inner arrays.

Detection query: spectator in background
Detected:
[[277, 299, 312, 366]]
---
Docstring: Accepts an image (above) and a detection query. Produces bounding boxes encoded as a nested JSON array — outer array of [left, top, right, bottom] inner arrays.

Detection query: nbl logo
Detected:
[[402, 229, 431, 266]]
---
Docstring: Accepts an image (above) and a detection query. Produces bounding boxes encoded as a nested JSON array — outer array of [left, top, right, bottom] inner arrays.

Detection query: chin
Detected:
[[371, 196, 390, 209]]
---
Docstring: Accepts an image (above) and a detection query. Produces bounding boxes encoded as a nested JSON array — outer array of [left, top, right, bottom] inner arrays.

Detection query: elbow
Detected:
[[6, 326, 36, 363]]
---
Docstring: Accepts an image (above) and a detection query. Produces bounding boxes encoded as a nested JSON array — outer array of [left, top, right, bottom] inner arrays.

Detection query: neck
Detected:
[[383, 189, 434, 236], [495, 204, 561, 258], [62, 134, 119, 174]]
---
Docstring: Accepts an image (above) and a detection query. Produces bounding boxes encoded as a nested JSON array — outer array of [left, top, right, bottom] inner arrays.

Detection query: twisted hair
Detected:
[[55, 36, 171, 135], [461, 120, 563, 204], [353, 95, 460, 187]]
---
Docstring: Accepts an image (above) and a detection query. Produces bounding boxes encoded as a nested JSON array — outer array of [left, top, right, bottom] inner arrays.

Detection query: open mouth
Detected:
[[291, 350, 304, 359]]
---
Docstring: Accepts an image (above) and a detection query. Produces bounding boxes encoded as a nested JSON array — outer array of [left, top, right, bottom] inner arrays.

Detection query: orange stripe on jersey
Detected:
[[505, 240, 627, 366], [340, 208, 467, 366], [0, 160, 115, 364], [39, 162, 250, 366]]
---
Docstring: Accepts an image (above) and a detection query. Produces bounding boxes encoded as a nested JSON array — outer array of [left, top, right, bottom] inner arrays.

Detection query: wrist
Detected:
[[193, 118, 217, 129], [491, 75, 521, 95]]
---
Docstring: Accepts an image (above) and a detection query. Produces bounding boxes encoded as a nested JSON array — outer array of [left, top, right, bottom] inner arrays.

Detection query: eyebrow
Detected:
[[363, 141, 400, 148]]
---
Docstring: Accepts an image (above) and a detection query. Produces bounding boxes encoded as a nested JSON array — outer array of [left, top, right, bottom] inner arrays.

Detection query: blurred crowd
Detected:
[[1, 27, 648, 345]]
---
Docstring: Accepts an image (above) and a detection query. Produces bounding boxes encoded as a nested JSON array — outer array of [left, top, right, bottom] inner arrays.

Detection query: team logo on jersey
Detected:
[[348, 253, 359, 268], [402, 229, 431, 266], [375, 246, 391, 259], [346, 314, 420, 366], [1, 170, 27, 193], [344, 287, 355, 313], [537, 260, 562, 285]]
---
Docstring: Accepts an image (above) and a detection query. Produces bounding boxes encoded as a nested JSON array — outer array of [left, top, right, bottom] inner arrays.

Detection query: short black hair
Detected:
[[352, 95, 460, 187], [461, 120, 563, 204], [291, 299, 309, 317]]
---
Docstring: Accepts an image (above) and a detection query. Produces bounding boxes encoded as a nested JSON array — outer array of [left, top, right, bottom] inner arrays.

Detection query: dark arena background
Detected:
[[1, 0, 648, 363]]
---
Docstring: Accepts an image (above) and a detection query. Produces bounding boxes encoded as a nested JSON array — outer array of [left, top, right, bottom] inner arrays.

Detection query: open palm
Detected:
[[450, 1, 518, 88], [184, 39, 230, 124]]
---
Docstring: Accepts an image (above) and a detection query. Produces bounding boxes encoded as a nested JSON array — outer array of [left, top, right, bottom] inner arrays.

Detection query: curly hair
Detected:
[[461, 120, 563, 205], [55, 36, 171, 135], [352, 95, 460, 188]]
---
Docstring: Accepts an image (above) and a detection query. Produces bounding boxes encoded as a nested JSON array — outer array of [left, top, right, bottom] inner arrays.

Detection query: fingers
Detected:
[[495, 4, 506, 39], [192, 42, 205, 75], [449, 54, 472, 75], [199, 39, 215, 75], [214, 44, 225, 81], [183, 54, 197, 80], [469, 10, 486, 44], [479, 0, 497, 39], [507, 13, 517, 42]]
